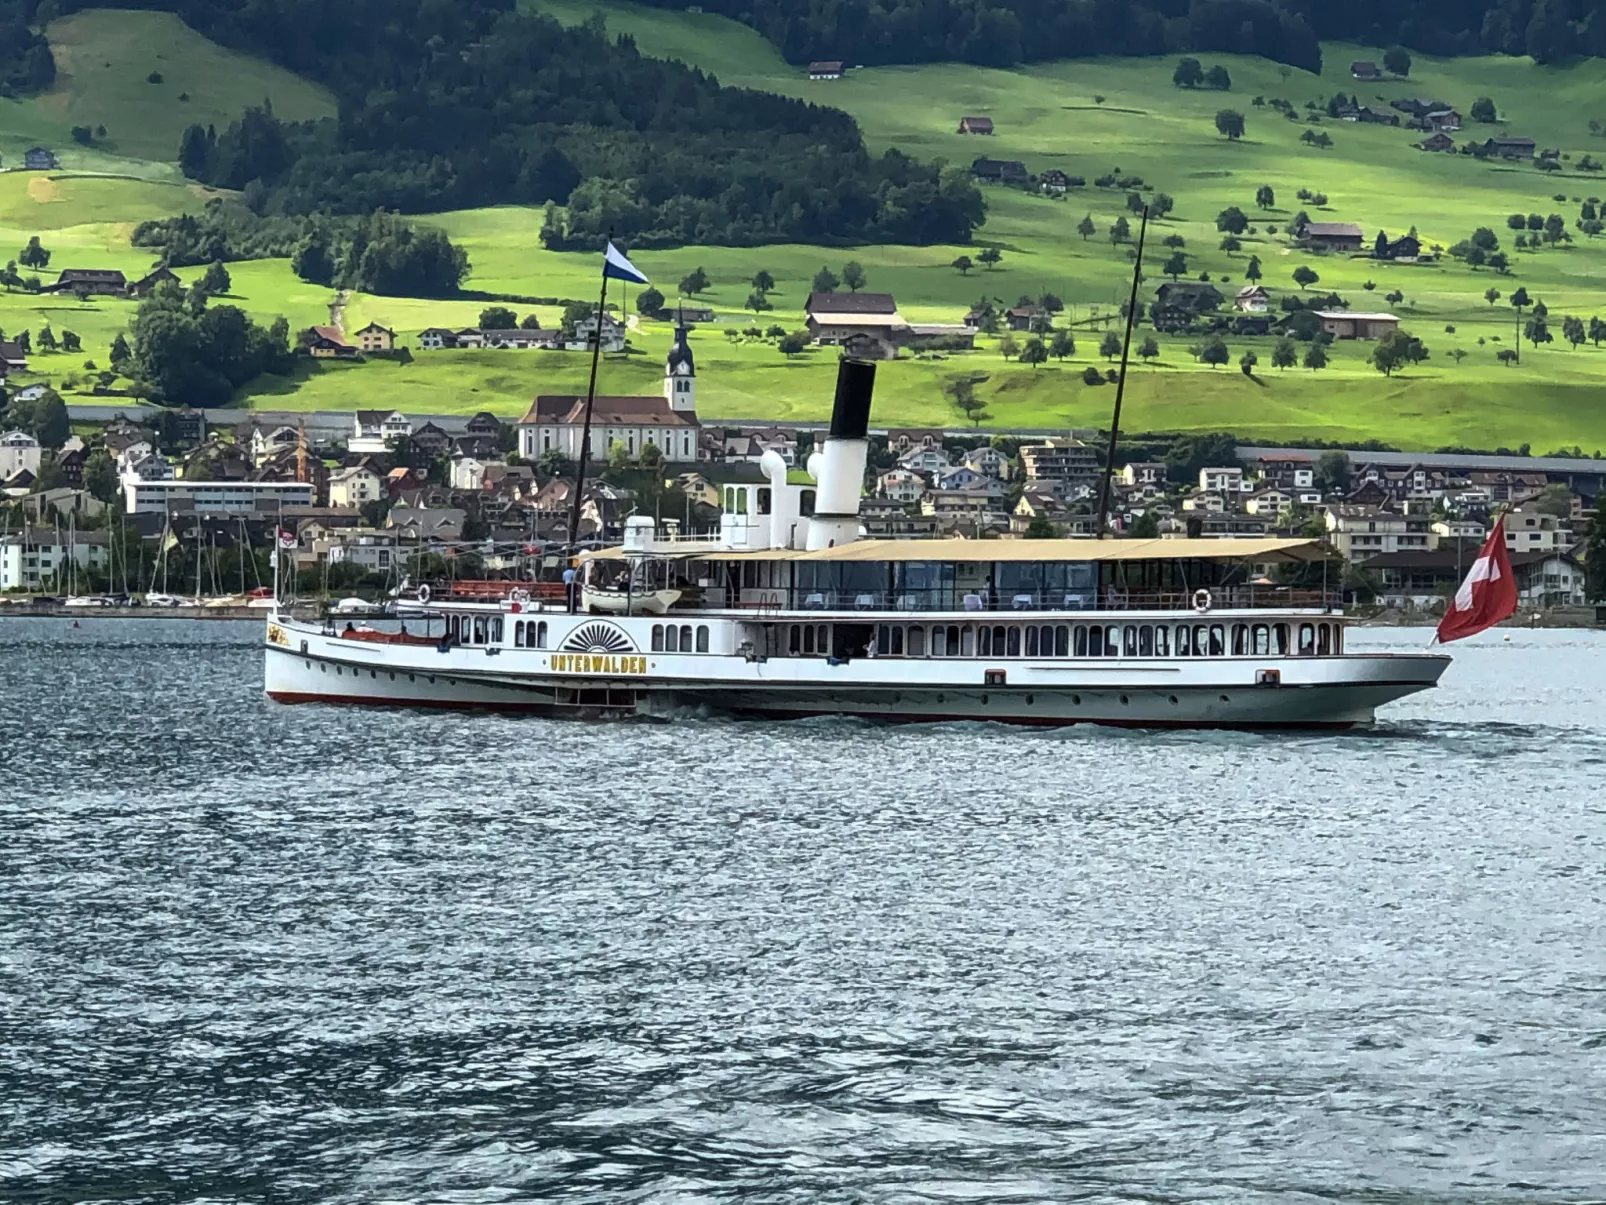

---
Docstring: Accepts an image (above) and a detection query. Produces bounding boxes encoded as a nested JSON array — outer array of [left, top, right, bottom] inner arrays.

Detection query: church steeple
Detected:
[[664, 320, 695, 413]]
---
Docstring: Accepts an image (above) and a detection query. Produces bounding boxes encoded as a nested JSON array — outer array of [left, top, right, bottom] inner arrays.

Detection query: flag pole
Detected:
[[565, 232, 614, 561], [1096, 203, 1149, 539]]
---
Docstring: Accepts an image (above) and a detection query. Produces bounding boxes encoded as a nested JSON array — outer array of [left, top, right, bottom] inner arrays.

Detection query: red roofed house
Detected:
[[305, 326, 357, 358]]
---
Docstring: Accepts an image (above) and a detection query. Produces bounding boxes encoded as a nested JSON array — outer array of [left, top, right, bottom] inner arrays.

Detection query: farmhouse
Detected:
[[127, 266, 179, 297], [1039, 168, 1070, 193], [670, 303, 716, 323], [1234, 285, 1270, 312], [958, 115, 994, 134], [1151, 281, 1223, 331], [568, 313, 626, 352], [1390, 97, 1453, 118], [1379, 234, 1422, 260], [304, 326, 357, 358], [417, 327, 456, 349], [24, 147, 58, 170], [1483, 136, 1535, 158], [971, 157, 1028, 184], [808, 61, 843, 80], [805, 291, 905, 360], [352, 410, 412, 453], [1355, 106, 1401, 126], [353, 322, 395, 352], [485, 327, 560, 349], [1005, 304, 1046, 332], [1419, 132, 1455, 152], [1316, 311, 1399, 340], [1301, 221, 1365, 251], [1350, 60, 1381, 79], [47, 268, 126, 295], [0, 340, 28, 374], [1408, 108, 1461, 132]]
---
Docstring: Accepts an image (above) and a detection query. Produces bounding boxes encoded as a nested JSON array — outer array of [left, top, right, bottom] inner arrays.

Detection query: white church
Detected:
[[517, 325, 699, 462]]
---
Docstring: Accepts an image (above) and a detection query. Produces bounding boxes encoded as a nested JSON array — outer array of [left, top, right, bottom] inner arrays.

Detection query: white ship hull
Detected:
[[264, 612, 1447, 729]]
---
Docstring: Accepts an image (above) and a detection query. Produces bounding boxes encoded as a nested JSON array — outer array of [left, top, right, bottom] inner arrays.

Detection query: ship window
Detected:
[[696, 625, 709, 653], [1252, 624, 1270, 655], [788, 624, 801, 654], [1298, 623, 1315, 655], [1154, 625, 1169, 657], [877, 624, 891, 655], [1193, 624, 1209, 655], [1138, 625, 1154, 657], [514, 621, 524, 647], [1025, 626, 1039, 657], [891, 625, 904, 655], [1273, 623, 1289, 655], [1073, 625, 1088, 657], [666, 625, 679, 652], [978, 625, 991, 656], [1006, 626, 1021, 657], [1088, 625, 1104, 656], [1123, 626, 1138, 657], [800, 490, 815, 517], [803, 625, 815, 654], [1318, 623, 1332, 656], [908, 624, 925, 657], [473, 617, 485, 644], [1231, 623, 1247, 656], [991, 625, 1007, 655], [1175, 625, 1191, 657], [756, 488, 772, 515], [492, 618, 503, 643], [536, 622, 548, 649], [652, 624, 664, 652], [1209, 625, 1225, 656], [1332, 626, 1342, 654], [962, 625, 976, 656], [680, 625, 693, 651], [723, 486, 735, 512]]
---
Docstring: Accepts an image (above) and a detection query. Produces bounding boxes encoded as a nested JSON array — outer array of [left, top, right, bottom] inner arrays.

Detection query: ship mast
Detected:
[[1095, 204, 1150, 539]]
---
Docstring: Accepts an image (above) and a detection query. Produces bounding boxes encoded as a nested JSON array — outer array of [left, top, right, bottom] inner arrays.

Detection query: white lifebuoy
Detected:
[[1193, 588, 1212, 614], [510, 588, 531, 605], [417, 584, 431, 603]]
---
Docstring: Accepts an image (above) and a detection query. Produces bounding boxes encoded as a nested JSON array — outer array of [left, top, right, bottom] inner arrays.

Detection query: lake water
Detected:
[[4, 619, 1606, 1203]]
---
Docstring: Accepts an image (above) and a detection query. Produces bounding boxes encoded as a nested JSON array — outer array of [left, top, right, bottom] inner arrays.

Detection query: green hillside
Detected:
[[9, 5, 1606, 451], [0, 9, 335, 169]]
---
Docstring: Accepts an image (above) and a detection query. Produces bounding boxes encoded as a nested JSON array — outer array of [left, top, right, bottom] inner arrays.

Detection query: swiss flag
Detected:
[[1436, 515, 1518, 643]]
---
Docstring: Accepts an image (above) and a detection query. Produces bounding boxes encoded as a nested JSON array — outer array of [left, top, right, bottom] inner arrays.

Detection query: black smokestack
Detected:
[[828, 357, 875, 441]]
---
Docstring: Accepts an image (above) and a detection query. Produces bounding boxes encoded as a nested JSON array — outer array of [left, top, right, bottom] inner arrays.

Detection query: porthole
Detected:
[[980, 694, 988, 705], [1025, 694, 1034, 705], [389, 672, 395, 681], [1119, 694, 1129, 705], [335, 666, 342, 676], [304, 659, 310, 669], [409, 674, 415, 682], [1071, 694, 1081, 705], [1219, 693, 1229, 703], [428, 675, 435, 684], [370, 670, 377, 679], [1168, 694, 1179, 705], [936, 694, 944, 704], [320, 664, 326, 673]]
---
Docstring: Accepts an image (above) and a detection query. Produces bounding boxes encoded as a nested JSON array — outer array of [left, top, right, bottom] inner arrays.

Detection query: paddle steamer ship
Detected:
[[264, 360, 1448, 728]]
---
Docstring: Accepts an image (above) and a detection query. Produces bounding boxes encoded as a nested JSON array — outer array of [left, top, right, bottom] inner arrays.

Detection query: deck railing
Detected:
[[717, 586, 1341, 614]]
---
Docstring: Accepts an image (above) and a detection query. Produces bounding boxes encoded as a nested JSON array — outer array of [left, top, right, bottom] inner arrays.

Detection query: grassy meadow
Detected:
[[8, 7, 1606, 449]]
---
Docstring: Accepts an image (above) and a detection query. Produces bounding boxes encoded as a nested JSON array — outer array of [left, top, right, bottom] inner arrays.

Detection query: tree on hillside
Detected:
[[1099, 330, 1122, 360], [291, 234, 336, 286], [1076, 215, 1096, 240], [1110, 216, 1131, 243], [479, 305, 517, 329], [179, 124, 211, 178], [1020, 337, 1048, 369], [1205, 65, 1232, 90], [978, 247, 1002, 270], [110, 332, 131, 366], [1049, 330, 1076, 360], [1216, 206, 1249, 234], [1163, 251, 1188, 280], [1564, 315, 1586, 347], [1200, 335, 1229, 367], [1219, 235, 1241, 254], [1255, 184, 1275, 209], [1215, 109, 1246, 140], [635, 285, 665, 316], [1471, 97, 1497, 123], [1510, 286, 1532, 313], [951, 255, 973, 274], [1173, 57, 1204, 88], [998, 334, 1020, 361], [1315, 450, 1351, 492], [30, 390, 70, 449], [1162, 233, 1186, 249], [83, 447, 119, 503], [1151, 193, 1174, 218], [201, 260, 231, 295], [1525, 315, 1553, 347], [745, 290, 773, 312], [1126, 191, 1145, 216], [1488, 251, 1510, 273], [1138, 334, 1160, 362], [1370, 328, 1429, 375], [945, 375, 992, 426], [36, 326, 57, 352], [1384, 46, 1411, 76], [1292, 265, 1320, 290], [61, 329, 80, 353], [1271, 336, 1297, 370], [751, 269, 774, 294], [1303, 342, 1328, 370], [1244, 255, 1262, 283], [841, 260, 866, 292], [19, 237, 49, 270], [1239, 349, 1258, 376], [680, 266, 710, 295], [1485, 287, 1502, 306], [1591, 316, 1606, 346], [777, 332, 808, 357]]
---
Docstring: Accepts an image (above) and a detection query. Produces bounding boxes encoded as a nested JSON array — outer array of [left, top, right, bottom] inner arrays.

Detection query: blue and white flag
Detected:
[[602, 241, 649, 285]]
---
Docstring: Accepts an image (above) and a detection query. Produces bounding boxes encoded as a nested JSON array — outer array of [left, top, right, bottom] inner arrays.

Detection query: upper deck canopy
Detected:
[[583, 537, 1327, 564]]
